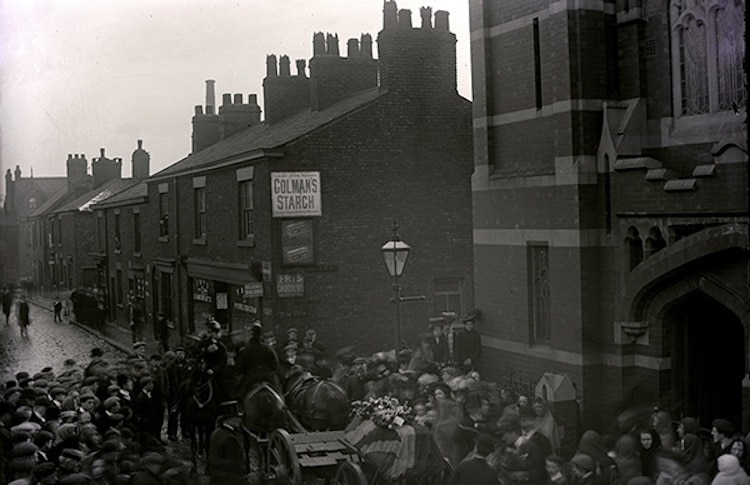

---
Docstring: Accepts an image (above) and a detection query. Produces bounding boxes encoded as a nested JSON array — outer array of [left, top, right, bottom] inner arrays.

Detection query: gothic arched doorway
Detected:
[[667, 293, 745, 427]]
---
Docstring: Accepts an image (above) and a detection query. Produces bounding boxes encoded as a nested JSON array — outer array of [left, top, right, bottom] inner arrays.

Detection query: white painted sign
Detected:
[[271, 172, 321, 217]]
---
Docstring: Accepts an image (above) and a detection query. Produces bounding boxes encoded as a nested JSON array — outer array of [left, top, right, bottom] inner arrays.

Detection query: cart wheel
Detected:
[[267, 429, 301, 484], [334, 461, 368, 485]]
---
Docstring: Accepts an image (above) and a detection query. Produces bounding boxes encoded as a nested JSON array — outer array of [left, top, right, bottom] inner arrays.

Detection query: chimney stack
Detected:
[[192, 80, 222, 152], [92, 147, 122, 187], [313, 32, 326, 56], [383, 1, 398, 29], [263, 53, 311, 123], [219, 92, 261, 139], [309, 31, 378, 112], [377, 3, 457, 97]]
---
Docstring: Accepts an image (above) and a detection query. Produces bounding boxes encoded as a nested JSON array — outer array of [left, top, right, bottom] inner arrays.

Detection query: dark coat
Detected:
[[451, 456, 499, 485], [431, 335, 449, 365], [207, 418, 247, 484], [456, 329, 481, 366], [1, 291, 11, 316], [18, 300, 30, 326], [134, 390, 162, 438], [235, 339, 279, 397]]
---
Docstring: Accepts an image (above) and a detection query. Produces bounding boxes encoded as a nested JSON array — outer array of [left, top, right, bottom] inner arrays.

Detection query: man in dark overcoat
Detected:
[[456, 319, 482, 371], [235, 323, 280, 397], [1, 287, 11, 325]]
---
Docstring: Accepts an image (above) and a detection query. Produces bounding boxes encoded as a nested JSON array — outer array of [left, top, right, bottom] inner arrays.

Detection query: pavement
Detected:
[[26, 292, 162, 357]]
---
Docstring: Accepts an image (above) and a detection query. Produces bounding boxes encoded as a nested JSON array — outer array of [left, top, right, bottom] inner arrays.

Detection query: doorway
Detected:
[[669, 293, 745, 428]]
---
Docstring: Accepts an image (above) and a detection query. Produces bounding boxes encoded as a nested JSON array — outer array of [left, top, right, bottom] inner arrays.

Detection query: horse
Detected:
[[182, 359, 220, 472], [284, 368, 351, 431], [241, 381, 291, 434]]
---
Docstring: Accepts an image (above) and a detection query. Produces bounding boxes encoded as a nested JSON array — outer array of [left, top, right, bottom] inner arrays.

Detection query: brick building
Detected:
[[470, 0, 748, 433], [127, 2, 474, 352], [0, 166, 67, 288]]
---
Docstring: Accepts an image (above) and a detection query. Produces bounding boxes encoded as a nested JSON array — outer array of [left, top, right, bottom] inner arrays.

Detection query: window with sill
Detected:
[[239, 180, 254, 240], [670, 0, 746, 118], [159, 191, 169, 238], [134, 212, 141, 253], [114, 214, 121, 251], [195, 187, 206, 240], [434, 278, 463, 316]]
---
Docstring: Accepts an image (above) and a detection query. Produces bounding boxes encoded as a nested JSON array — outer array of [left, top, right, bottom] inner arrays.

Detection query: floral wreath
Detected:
[[351, 396, 412, 429]]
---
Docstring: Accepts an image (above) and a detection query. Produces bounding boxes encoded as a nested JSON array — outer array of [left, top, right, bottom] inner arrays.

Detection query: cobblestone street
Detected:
[[0, 298, 126, 383]]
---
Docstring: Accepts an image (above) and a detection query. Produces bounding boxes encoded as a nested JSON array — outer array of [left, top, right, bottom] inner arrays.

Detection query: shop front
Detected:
[[185, 258, 263, 341]]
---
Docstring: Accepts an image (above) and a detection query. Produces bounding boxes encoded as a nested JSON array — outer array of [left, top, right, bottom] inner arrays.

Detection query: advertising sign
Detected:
[[271, 172, 321, 217], [281, 220, 314, 265], [233, 284, 260, 314], [277, 273, 304, 298], [193, 278, 212, 303]]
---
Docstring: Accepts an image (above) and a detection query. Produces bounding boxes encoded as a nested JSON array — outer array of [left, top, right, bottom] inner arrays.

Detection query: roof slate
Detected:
[[153, 88, 386, 179], [54, 179, 139, 214], [92, 180, 148, 209]]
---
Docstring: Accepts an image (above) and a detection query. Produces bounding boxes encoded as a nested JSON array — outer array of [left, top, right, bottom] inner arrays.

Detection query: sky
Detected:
[[0, 0, 471, 189]]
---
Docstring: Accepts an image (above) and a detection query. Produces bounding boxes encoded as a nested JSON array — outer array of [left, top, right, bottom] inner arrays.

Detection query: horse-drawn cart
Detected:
[[209, 376, 450, 484]]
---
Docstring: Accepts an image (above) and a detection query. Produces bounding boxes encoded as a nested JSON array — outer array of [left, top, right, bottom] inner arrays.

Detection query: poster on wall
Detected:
[[281, 220, 314, 265], [216, 292, 228, 310], [277, 273, 304, 298], [271, 172, 321, 217]]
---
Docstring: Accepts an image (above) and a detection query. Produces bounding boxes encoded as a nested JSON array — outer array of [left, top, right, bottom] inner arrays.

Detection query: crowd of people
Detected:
[[1, 305, 750, 485]]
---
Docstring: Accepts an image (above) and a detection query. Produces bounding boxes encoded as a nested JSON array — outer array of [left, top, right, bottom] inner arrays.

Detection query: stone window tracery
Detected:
[[670, 0, 746, 117]]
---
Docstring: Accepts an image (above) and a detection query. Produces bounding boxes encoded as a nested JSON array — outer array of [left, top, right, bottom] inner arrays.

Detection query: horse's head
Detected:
[[242, 383, 288, 434], [303, 380, 351, 431]]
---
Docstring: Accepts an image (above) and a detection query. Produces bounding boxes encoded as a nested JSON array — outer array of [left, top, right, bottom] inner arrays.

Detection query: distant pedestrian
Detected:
[[53, 296, 63, 322], [2, 286, 11, 325], [17, 294, 30, 337], [155, 311, 173, 352]]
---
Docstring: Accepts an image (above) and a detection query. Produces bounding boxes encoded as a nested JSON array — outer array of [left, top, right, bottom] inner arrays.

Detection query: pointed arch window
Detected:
[[670, 0, 746, 117]]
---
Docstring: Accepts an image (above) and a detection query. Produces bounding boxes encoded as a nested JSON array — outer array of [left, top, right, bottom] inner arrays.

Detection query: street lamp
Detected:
[[381, 220, 413, 352]]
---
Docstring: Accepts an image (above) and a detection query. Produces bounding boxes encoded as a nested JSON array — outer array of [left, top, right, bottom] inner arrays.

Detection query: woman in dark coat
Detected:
[[637, 428, 662, 480], [576, 430, 617, 485], [614, 434, 642, 485]]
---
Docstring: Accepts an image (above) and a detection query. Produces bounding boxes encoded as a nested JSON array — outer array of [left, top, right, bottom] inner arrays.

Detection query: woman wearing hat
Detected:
[[431, 381, 464, 465]]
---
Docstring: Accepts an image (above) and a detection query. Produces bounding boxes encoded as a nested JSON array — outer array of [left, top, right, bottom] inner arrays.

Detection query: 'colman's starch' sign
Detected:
[[271, 172, 321, 217]]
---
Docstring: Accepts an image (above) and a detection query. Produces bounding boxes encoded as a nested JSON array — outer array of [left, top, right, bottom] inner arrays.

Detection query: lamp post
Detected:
[[380, 220, 426, 352]]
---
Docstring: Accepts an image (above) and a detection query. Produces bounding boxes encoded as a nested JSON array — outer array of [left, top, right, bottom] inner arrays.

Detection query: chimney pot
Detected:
[[296, 59, 307, 77], [326, 33, 340, 56], [222, 93, 232, 105], [313, 32, 326, 56], [347, 38, 360, 57], [249, 94, 258, 105], [398, 9, 412, 29], [420, 7, 432, 29], [383, 1, 398, 29], [206, 105, 214, 115], [68, 153, 72, 160], [195, 105, 204, 115], [137, 140, 143, 149], [266, 54, 278, 77], [361, 33, 373, 59], [434, 10, 450, 31], [279, 55, 291, 76], [100, 148, 105, 158], [205, 79, 216, 111], [234, 93, 243, 104]]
